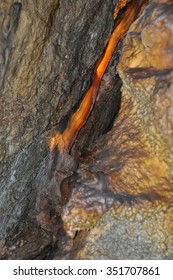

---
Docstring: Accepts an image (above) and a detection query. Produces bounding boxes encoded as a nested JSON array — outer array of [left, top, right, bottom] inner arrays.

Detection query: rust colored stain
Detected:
[[49, 0, 147, 154]]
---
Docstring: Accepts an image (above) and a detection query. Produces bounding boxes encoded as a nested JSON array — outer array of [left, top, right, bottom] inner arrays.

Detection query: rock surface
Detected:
[[0, 0, 173, 260], [59, 0, 173, 259], [0, 0, 120, 258]]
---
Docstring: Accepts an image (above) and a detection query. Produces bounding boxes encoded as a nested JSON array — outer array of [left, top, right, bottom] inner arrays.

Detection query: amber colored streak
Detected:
[[50, 0, 145, 153]]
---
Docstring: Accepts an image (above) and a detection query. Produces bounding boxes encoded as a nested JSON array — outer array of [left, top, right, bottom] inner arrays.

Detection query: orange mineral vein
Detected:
[[49, 0, 145, 154]]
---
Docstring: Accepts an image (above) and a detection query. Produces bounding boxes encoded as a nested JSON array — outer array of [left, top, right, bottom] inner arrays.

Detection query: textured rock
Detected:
[[60, 0, 173, 259], [1, 0, 173, 260], [0, 0, 120, 258]]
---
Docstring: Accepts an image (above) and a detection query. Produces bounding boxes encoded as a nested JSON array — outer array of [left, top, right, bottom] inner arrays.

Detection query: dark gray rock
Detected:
[[0, 0, 121, 258]]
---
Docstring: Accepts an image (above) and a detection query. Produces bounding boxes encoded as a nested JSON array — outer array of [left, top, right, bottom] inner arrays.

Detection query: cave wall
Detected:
[[58, 0, 173, 259], [1, 0, 173, 260], [0, 0, 117, 239]]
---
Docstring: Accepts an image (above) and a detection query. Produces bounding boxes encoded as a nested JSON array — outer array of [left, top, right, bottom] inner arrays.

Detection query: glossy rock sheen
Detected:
[[60, 0, 173, 259]]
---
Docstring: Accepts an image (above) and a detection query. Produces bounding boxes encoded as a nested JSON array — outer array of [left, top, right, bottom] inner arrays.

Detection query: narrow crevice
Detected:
[[75, 51, 122, 153], [0, 0, 153, 260], [33, 0, 149, 259]]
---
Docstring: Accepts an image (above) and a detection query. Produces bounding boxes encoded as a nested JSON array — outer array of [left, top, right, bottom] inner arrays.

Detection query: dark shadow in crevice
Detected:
[[74, 50, 123, 154]]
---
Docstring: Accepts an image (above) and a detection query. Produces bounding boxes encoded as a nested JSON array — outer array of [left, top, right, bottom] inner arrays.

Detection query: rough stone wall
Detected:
[[0, 0, 116, 240], [59, 0, 173, 259], [1, 0, 173, 260]]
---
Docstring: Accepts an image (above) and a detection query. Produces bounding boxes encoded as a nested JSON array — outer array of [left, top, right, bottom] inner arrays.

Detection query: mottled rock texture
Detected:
[[1, 0, 173, 260], [60, 0, 173, 259]]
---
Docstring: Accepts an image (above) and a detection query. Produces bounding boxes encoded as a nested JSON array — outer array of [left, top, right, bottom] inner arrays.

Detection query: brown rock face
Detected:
[[0, 0, 173, 260], [60, 0, 173, 259]]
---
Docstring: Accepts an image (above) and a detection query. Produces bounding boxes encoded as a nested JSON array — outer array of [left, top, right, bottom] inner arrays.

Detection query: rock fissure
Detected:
[[0, 0, 173, 260]]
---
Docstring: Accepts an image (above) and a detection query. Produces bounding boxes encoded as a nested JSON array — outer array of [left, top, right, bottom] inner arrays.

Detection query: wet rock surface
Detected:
[[0, 0, 173, 259]]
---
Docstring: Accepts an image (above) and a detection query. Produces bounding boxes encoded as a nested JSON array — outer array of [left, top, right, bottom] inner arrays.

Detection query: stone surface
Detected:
[[59, 0, 173, 259], [0, 0, 120, 258], [1, 0, 173, 260]]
